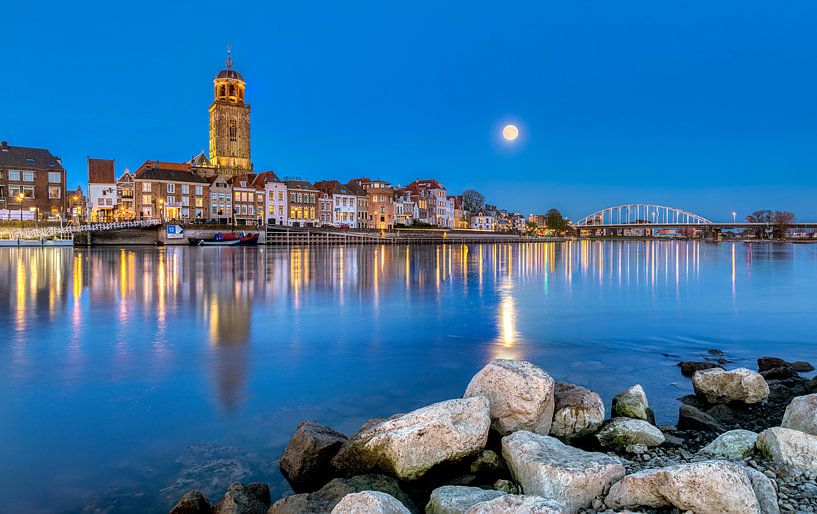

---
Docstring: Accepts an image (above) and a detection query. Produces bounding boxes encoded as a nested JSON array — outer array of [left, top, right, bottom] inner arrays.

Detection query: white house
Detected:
[[88, 158, 117, 222], [314, 180, 359, 228], [261, 172, 287, 226], [471, 211, 496, 231]]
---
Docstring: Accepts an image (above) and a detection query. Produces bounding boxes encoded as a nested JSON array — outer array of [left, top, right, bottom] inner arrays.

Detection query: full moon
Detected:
[[502, 124, 519, 141]]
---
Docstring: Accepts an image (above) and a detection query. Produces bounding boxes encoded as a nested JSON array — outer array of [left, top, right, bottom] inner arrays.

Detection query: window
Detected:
[[195, 198, 203, 207], [212, 192, 218, 200], [142, 194, 151, 204], [278, 191, 284, 201], [182, 196, 189, 206], [211, 205, 218, 215], [219, 193, 225, 200], [309, 193, 315, 203], [142, 182, 151, 192], [195, 186, 203, 196], [229, 120, 237, 142], [167, 196, 175, 204], [23, 171, 34, 182], [46, 186, 61, 199], [10, 186, 35, 198], [249, 205, 254, 215], [48, 172, 61, 183], [290, 192, 296, 202], [181, 184, 189, 194], [167, 183, 175, 193], [8, 170, 20, 181]]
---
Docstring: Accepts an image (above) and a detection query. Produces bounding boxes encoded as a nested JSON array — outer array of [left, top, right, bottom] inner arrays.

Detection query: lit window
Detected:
[[142, 182, 152, 192]]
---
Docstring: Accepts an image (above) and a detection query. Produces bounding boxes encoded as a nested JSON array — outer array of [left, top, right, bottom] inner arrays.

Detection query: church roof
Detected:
[[190, 151, 211, 167], [216, 69, 244, 81]]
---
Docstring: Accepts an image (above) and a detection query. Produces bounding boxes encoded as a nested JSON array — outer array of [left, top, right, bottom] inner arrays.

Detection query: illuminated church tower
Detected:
[[209, 48, 252, 176]]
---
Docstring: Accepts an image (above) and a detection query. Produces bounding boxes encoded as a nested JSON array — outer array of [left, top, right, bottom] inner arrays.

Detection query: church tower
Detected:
[[209, 48, 252, 176]]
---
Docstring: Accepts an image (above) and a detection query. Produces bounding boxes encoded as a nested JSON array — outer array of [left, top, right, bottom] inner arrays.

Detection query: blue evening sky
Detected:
[[2, 1, 816, 221]]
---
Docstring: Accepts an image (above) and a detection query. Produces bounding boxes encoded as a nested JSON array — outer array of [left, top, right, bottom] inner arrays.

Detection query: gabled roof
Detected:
[[190, 151, 211, 168], [285, 179, 316, 190], [314, 180, 355, 196], [0, 142, 63, 170], [406, 179, 445, 193], [252, 170, 282, 187], [133, 160, 208, 184], [88, 158, 115, 184], [344, 180, 368, 197]]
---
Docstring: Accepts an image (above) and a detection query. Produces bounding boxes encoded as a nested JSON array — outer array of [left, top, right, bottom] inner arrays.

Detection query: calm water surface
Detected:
[[2, 241, 816, 512]]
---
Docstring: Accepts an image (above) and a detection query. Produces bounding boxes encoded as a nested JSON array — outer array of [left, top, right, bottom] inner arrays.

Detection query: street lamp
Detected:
[[17, 192, 25, 231], [732, 211, 737, 223], [158, 198, 165, 222]]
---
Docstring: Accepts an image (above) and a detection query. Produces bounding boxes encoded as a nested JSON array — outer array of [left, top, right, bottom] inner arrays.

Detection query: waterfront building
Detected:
[[116, 169, 135, 219], [229, 174, 260, 225], [350, 178, 395, 230], [318, 192, 333, 226], [133, 161, 209, 220], [209, 49, 252, 178], [452, 196, 470, 229], [470, 211, 496, 231], [68, 186, 87, 222], [393, 188, 417, 226], [345, 181, 370, 229], [285, 178, 318, 227], [207, 173, 233, 224], [314, 180, 358, 228], [88, 158, 117, 222], [260, 171, 287, 226], [405, 179, 452, 227], [0, 140, 67, 220]]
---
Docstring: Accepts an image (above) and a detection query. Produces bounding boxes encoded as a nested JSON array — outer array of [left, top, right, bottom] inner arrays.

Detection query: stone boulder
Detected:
[[268, 474, 414, 514], [677, 404, 725, 433], [792, 361, 815, 372], [756, 427, 817, 471], [761, 366, 797, 380], [699, 429, 758, 459], [678, 361, 723, 377], [502, 430, 625, 513], [604, 460, 778, 514], [330, 397, 490, 480], [692, 367, 770, 404], [464, 494, 565, 514], [611, 385, 653, 423], [595, 418, 665, 448], [758, 356, 789, 372], [550, 382, 604, 439], [279, 421, 347, 491], [426, 486, 506, 514], [330, 491, 410, 514], [170, 490, 213, 514], [782, 393, 817, 436], [469, 449, 506, 476], [213, 482, 270, 514], [463, 359, 555, 436]]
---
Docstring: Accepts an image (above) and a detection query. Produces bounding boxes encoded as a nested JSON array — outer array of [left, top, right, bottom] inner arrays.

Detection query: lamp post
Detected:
[[17, 192, 25, 232], [158, 198, 165, 223], [732, 211, 737, 223]]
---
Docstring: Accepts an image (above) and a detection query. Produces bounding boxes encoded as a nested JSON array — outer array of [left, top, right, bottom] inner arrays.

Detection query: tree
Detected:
[[544, 208, 568, 233], [461, 189, 485, 213], [745, 210, 795, 239], [772, 210, 796, 239], [745, 210, 772, 239], [525, 220, 538, 234]]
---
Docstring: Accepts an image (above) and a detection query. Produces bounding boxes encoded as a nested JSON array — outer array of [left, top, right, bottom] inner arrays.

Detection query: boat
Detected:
[[188, 233, 259, 247]]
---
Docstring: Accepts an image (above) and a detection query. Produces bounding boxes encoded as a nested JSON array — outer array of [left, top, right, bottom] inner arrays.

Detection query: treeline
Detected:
[[745, 210, 796, 239]]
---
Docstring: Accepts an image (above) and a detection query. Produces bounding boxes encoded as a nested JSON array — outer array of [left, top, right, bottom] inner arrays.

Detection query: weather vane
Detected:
[[226, 43, 233, 69]]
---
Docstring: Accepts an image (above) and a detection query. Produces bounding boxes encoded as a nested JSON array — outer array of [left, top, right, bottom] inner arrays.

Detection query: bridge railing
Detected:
[[1, 218, 162, 240]]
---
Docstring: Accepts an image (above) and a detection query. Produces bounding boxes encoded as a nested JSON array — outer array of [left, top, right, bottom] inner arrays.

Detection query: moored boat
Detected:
[[188, 233, 259, 246]]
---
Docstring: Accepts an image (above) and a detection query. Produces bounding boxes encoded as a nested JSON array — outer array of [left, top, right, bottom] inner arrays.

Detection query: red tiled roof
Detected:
[[88, 158, 115, 184]]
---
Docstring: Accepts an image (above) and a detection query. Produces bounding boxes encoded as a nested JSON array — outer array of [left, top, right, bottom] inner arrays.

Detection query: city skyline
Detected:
[[3, 1, 817, 221]]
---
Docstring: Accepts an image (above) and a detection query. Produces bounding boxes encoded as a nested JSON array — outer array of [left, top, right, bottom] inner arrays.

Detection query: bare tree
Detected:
[[772, 210, 796, 239], [461, 189, 485, 213]]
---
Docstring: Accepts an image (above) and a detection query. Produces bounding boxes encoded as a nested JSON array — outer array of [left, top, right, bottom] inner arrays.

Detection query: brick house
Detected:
[[285, 179, 318, 227], [314, 180, 359, 228], [350, 178, 394, 230], [0, 140, 67, 220], [133, 161, 209, 221]]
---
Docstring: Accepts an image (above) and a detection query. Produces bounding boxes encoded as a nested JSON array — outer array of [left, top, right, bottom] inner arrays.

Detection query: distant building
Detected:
[[0, 140, 67, 219], [314, 180, 359, 228], [318, 192, 333, 226], [207, 173, 232, 224], [471, 211, 496, 231], [116, 169, 135, 219], [229, 174, 261, 225], [393, 189, 417, 226], [351, 178, 394, 230], [405, 179, 452, 227], [67, 186, 87, 222], [345, 181, 370, 229], [88, 158, 117, 222], [133, 161, 209, 220], [260, 171, 287, 226], [285, 178, 318, 227], [452, 195, 470, 229]]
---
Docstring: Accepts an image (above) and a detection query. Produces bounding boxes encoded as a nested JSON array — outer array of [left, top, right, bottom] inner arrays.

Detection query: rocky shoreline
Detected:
[[170, 352, 817, 514]]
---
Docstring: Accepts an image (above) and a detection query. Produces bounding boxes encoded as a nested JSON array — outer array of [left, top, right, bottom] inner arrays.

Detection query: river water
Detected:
[[1, 241, 816, 512]]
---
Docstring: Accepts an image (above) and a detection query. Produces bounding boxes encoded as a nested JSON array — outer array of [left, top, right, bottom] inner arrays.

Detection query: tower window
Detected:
[[220, 85, 226, 97], [229, 84, 235, 96], [229, 120, 237, 142]]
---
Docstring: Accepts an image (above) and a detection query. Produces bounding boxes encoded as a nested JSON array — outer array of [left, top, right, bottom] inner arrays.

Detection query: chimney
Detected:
[[1, 141, 8, 152]]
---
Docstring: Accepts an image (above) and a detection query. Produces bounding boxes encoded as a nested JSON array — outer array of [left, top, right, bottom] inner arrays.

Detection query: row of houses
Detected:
[[83, 156, 474, 230]]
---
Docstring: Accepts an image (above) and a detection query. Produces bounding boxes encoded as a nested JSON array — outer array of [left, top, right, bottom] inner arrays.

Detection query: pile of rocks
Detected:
[[170, 354, 817, 514]]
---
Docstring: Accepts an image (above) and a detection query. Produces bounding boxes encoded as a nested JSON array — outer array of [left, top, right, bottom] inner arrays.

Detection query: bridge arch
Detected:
[[575, 204, 711, 226]]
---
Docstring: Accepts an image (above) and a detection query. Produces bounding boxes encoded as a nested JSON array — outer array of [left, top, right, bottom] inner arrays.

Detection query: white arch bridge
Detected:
[[575, 204, 712, 227]]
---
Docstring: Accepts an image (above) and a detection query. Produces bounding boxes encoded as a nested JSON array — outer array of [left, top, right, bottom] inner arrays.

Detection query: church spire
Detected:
[[225, 44, 233, 69]]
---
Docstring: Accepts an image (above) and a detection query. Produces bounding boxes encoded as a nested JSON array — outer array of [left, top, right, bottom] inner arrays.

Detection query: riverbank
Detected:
[[170, 351, 817, 513]]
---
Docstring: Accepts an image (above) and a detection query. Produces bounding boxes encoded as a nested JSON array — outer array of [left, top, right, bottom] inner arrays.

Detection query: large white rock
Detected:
[[550, 382, 605, 439], [604, 460, 778, 514], [464, 360, 555, 435], [594, 418, 665, 448], [782, 393, 817, 436], [611, 384, 651, 422], [501, 431, 625, 514], [425, 486, 506, 514], [330, 491, 410, 514], [692, 367, 770, 404], [757, 426, 817, 471], [465, 494, 566, 514], [699, 429, 758, 460], [330, 397, 491, 480]]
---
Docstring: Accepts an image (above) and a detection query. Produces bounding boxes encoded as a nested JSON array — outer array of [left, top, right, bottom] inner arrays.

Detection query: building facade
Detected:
[[263, 176, 287, 226], [207, 173, 233, 224], [133, 161, 209, 220], [116, 169, 135, 219], [285, 179, 318, 227], [351, 178, 394, 230], [88, 158, 117, 222], [314, 180, 358, 228], [0, 141, 66, 219], [471, 212, 496, 231], [209, 50, 252, 177], [405, 179, 452, 227]]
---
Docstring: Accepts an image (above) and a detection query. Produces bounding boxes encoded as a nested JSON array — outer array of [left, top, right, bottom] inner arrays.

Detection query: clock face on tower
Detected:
[[209, 49, 252, 176]]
